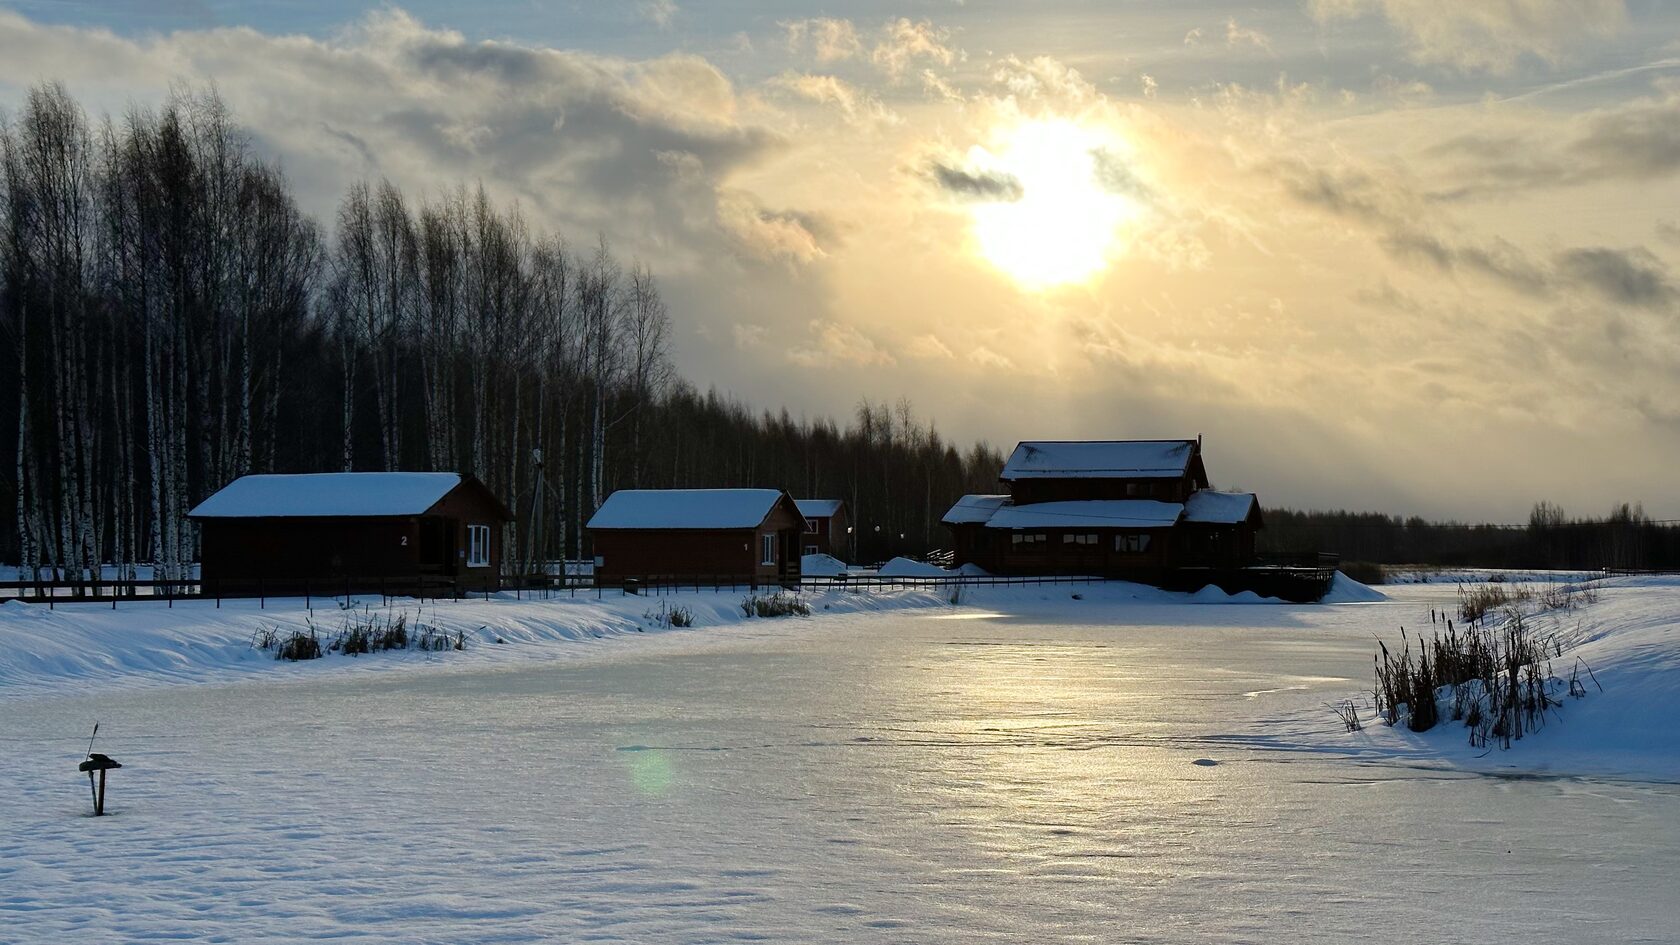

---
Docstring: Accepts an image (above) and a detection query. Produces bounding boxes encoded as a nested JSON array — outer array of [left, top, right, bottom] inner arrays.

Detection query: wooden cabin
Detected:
[[189, 472, 513, 594], [943, 439, 1262, 581], [793, 499, 849, 559], [588, 489, 805, 587]]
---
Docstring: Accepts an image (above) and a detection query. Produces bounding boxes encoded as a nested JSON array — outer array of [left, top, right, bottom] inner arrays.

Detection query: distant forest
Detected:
[[3, 82, 1673, 579], [0, 82, 1004, 578], [1257, 502, 1680, 573]]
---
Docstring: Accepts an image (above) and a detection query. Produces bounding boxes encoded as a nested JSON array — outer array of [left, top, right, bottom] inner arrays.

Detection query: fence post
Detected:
[[259, 576, 265, 610]]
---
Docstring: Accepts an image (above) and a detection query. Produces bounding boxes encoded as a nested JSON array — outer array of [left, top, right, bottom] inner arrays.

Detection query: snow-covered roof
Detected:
[[941, 494, 1011, 525], [795, 499, 844, 518], [588, 489, 791, 530], [188, 473, 464, 518], [1000, 440, 1197, 480], [1183, 490, 1259, 524], [985, 500, 1184, 530]]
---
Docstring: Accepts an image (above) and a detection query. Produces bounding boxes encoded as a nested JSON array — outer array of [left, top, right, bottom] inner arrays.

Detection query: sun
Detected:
[[962, 118, 1140, 289]]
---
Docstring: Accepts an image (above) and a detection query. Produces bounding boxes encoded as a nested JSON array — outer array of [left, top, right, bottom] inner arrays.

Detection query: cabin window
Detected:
[[805, 517, 820, 534], [1063, 533, 1098, 546], [804, 544, 819, 556], [1115, 533, 1151, 554], [467, 524, 491, 567], [1125, 482, 1154, 497], [1011, 532, 1047, 551], [761, 533, 778, 565]]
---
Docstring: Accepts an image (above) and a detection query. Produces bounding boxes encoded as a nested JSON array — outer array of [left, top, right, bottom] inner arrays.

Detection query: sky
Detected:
[[2, 0, 1678, 520]]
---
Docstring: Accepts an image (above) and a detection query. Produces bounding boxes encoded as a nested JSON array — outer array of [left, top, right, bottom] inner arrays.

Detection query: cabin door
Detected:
[[419, 516, 451, 574]]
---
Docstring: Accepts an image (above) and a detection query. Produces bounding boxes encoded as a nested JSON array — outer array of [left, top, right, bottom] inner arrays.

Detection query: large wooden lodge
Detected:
[[943, 438, 1271, 583]]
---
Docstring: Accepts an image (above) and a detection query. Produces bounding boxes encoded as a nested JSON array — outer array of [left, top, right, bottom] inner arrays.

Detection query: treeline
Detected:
[[1259, 501, 1680, 571], [1, 82, 1004, 579]]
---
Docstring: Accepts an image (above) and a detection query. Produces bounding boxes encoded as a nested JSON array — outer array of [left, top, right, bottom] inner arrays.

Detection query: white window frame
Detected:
[[761, 533, 778, 566], [805, 517, 820, 534], [804, 544, 820, 556], [467, 524, 491, 567]]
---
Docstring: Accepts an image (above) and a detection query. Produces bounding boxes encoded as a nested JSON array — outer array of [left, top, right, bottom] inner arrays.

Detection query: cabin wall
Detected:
[[426, 487, 508, 576], [199, 517, 423, 585], [593, 529, 747, 582], [951, 525, 1175, 578]]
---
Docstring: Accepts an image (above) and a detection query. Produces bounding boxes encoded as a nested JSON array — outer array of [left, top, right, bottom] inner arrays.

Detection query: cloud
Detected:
[[716, 193, 832, 264], [1556, 246, 1679, 308], [781, 17, 862, 62], [1140, 73, 1158, 98], [768, 72, 900, 128], [1273, 156, 1678, 309], [967, 346, 1015, 369], [1225, 18, 1272, 52], [0, 8, 803, 278], [1310, 0, 1628, 73], [906, 334, 955, 360], [921, 69, 965, 103], [637, 0, 678, 29], [1183, 27, 1204, 46], [788, 319, 897, 367], [925, 161, 1023, 201], [1424, 89, 1680, 198], [870, 18, 956, 79], [1091, 148, 1154, 201], [733, 323, 768, 348]]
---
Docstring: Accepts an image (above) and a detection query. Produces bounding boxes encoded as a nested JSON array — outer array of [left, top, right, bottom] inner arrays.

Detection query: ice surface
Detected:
[[188, 472, 463, 518], [589, 489, 787, 530], [1, 578, 1677, 943]]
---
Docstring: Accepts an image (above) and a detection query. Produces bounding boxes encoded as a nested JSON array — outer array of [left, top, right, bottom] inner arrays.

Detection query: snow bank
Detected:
[[0, 588, 944, 700], [1320, 576, 1680, 781], [876, 557, 954, 577], [1321, 573, 1388, 603], [800, 553, 848, 577]]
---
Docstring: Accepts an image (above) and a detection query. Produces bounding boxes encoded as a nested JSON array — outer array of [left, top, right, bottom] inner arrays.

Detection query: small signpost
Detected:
[[77, 723, 121, 816]]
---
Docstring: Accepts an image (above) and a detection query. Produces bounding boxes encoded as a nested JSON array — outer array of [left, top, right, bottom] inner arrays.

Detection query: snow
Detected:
[[1299, 576, 1680, 782], [2, 578, 1677, 943], [983, 498, 1182, 529], [188, 472, 463, 518], [1321, 571, 1390, 602], [875, 556, 958, 577], [1182, 489, 1257, 524], [1000, 439, 1195, 479], [793, 499, 843, 518], [588, 488, 787, 530], [800, 553, 848, 577], [939, 493, 1009, 525]]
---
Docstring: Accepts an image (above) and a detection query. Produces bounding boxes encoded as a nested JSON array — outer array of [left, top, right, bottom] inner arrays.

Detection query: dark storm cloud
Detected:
[[927, 161, 1023, 201], [1556, 246, 1679, 309], [1091, 148, 1154, 201], [1425, 90, 1680, 199]]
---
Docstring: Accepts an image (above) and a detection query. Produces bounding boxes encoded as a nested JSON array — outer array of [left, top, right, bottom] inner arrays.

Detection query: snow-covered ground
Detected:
[[1, 575, 1676, 942]]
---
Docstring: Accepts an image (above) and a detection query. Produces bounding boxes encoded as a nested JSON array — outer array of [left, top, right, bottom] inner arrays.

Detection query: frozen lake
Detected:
[[3, 585, 1677, 943]]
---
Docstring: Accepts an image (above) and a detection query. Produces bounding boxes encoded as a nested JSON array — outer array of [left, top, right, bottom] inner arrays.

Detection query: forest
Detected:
[[0, 82, 1005, 580], [4, 82, 1675, 581], [1257, 502, 1680, 573]]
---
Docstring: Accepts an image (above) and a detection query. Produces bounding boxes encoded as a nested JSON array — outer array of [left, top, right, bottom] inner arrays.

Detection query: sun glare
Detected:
[[964, 118, 1139, 289]]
